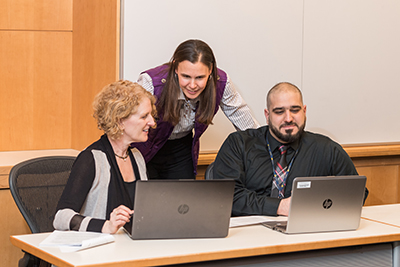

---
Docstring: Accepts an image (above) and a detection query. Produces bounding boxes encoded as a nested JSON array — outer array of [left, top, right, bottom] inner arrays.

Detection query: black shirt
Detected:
[[213, 126, 368, 216], [56, 135, 142, 232]]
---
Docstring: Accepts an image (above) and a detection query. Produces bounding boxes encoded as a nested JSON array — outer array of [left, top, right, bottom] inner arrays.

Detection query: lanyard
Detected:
[[266, 132, 299, 182]]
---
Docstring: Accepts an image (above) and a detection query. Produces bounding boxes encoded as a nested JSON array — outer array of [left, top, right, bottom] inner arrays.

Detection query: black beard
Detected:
[[269, 120, 306, 143]]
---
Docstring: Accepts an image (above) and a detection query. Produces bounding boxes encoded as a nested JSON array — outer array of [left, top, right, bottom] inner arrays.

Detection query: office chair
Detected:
[[204, 162, 214, 180], [9, 156, 76, 267]]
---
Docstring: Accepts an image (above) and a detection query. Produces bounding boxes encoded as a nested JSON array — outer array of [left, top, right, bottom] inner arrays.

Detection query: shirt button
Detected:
[[161, 79, 166, 83]]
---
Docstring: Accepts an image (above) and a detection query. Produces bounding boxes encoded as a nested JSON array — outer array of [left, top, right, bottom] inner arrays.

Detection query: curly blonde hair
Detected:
[[93, 80, 157, 140]]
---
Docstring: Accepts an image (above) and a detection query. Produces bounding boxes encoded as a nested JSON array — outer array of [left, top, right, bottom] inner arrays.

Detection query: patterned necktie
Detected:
[[271, 145, 288, 198]]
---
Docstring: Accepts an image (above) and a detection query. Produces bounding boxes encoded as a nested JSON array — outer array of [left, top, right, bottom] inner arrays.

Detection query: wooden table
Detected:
[[10, 209, 400, 267], [361, 204, 400, 266], [362, 204, 400, 227]]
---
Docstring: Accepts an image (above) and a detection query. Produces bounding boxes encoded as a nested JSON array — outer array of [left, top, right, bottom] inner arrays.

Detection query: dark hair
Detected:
[[158, 39, 218, 125]]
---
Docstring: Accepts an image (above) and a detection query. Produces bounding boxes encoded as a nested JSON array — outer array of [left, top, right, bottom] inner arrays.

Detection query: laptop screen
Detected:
[[287, 175, 366, 234], [125, 179, 235, 239]]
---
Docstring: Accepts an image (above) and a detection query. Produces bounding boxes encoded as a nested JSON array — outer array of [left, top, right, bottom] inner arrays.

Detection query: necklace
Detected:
[[115, 149, 129, 162]]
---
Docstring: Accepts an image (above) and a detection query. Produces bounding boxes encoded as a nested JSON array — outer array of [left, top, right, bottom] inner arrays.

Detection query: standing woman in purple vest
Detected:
[[134, 39, 259, 179]]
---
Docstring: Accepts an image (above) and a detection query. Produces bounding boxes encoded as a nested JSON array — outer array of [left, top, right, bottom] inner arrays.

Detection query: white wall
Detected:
[[121, 0, 400, 152]]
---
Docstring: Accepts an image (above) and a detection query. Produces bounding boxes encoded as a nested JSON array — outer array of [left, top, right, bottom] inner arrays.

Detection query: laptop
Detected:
[[262, 175, 366, 234], [124, 179, 235, 240]]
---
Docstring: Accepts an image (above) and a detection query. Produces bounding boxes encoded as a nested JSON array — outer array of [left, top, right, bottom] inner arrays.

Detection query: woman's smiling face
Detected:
[[175, 60, 212, 99], [120, 97, 155, 143]]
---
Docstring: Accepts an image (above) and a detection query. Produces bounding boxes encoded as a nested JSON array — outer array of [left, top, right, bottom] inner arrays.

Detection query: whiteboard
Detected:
[[121, 0, 400, 152]]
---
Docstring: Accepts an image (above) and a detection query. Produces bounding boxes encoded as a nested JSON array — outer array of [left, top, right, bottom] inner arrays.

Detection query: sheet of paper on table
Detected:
[[39, 230, 115, 252]]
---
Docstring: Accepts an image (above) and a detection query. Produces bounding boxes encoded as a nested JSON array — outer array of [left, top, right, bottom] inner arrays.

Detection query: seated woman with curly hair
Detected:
[[54, 80, 156, 233]]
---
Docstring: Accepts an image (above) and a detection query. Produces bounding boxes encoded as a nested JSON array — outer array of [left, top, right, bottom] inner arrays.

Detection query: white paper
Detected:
[[229, 216, 278, 228], [40, 231, 115, 252]]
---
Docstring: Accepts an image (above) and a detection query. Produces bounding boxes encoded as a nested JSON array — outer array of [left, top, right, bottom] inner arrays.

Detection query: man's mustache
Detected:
[[280, 122, 298, 129]]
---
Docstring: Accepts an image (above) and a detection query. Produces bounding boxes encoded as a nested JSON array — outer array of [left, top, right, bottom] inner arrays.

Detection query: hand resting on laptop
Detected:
[[102, 205, 134, 234], [277, 197, 291, 216]]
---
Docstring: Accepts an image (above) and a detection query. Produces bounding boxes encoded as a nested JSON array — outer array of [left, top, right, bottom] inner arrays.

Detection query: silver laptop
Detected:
[[262, 175, 366, 234], [124, 179, 235, 240]]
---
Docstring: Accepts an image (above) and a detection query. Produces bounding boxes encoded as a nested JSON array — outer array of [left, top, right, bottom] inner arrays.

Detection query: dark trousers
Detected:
[[147, 133, 195, 179]]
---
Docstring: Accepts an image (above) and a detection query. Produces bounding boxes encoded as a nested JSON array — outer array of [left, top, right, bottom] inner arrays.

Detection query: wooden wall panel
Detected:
[[0, 31, 72, 151], [0, 190, 31, 266], [0, 0, 72, 30], [353, 156, 400, 206], [71, 0, 120, 150], [0, 166, 12, 188], [357, 165, 400, 206]]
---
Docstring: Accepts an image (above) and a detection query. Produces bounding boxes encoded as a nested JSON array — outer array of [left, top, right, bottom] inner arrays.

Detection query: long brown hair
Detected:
[[157, 39, 218, 126]]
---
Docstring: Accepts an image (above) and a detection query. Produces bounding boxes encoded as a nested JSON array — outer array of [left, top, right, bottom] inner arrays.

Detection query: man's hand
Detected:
[[277, 197, 291, 216]]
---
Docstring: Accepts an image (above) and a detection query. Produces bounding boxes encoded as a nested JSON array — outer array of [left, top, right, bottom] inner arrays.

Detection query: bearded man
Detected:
[[213, 82, 368, 216]]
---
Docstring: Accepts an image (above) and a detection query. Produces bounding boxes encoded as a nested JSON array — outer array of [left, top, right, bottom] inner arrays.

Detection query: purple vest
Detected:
[[132, 64, 227, 174]]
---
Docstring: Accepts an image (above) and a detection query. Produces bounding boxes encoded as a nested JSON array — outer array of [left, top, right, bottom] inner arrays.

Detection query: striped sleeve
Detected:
[[137, 72, 155, 95], [219, 75, 260, 130]]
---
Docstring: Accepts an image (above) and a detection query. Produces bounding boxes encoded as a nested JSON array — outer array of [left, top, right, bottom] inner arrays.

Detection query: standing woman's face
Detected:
[[175, 60, 212, 100]]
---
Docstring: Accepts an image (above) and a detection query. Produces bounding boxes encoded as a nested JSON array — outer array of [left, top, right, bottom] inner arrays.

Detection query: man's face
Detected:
[[265, 88, 307, 144]]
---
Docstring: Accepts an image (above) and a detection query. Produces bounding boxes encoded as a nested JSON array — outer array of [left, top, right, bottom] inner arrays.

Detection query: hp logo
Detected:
[[322, 199, 333, 209], [178, 204, 189, 214]]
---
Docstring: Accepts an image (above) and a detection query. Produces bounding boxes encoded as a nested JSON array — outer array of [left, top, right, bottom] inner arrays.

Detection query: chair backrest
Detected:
[[204, 162, 214, 180], [9, 156, 76, 233]]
